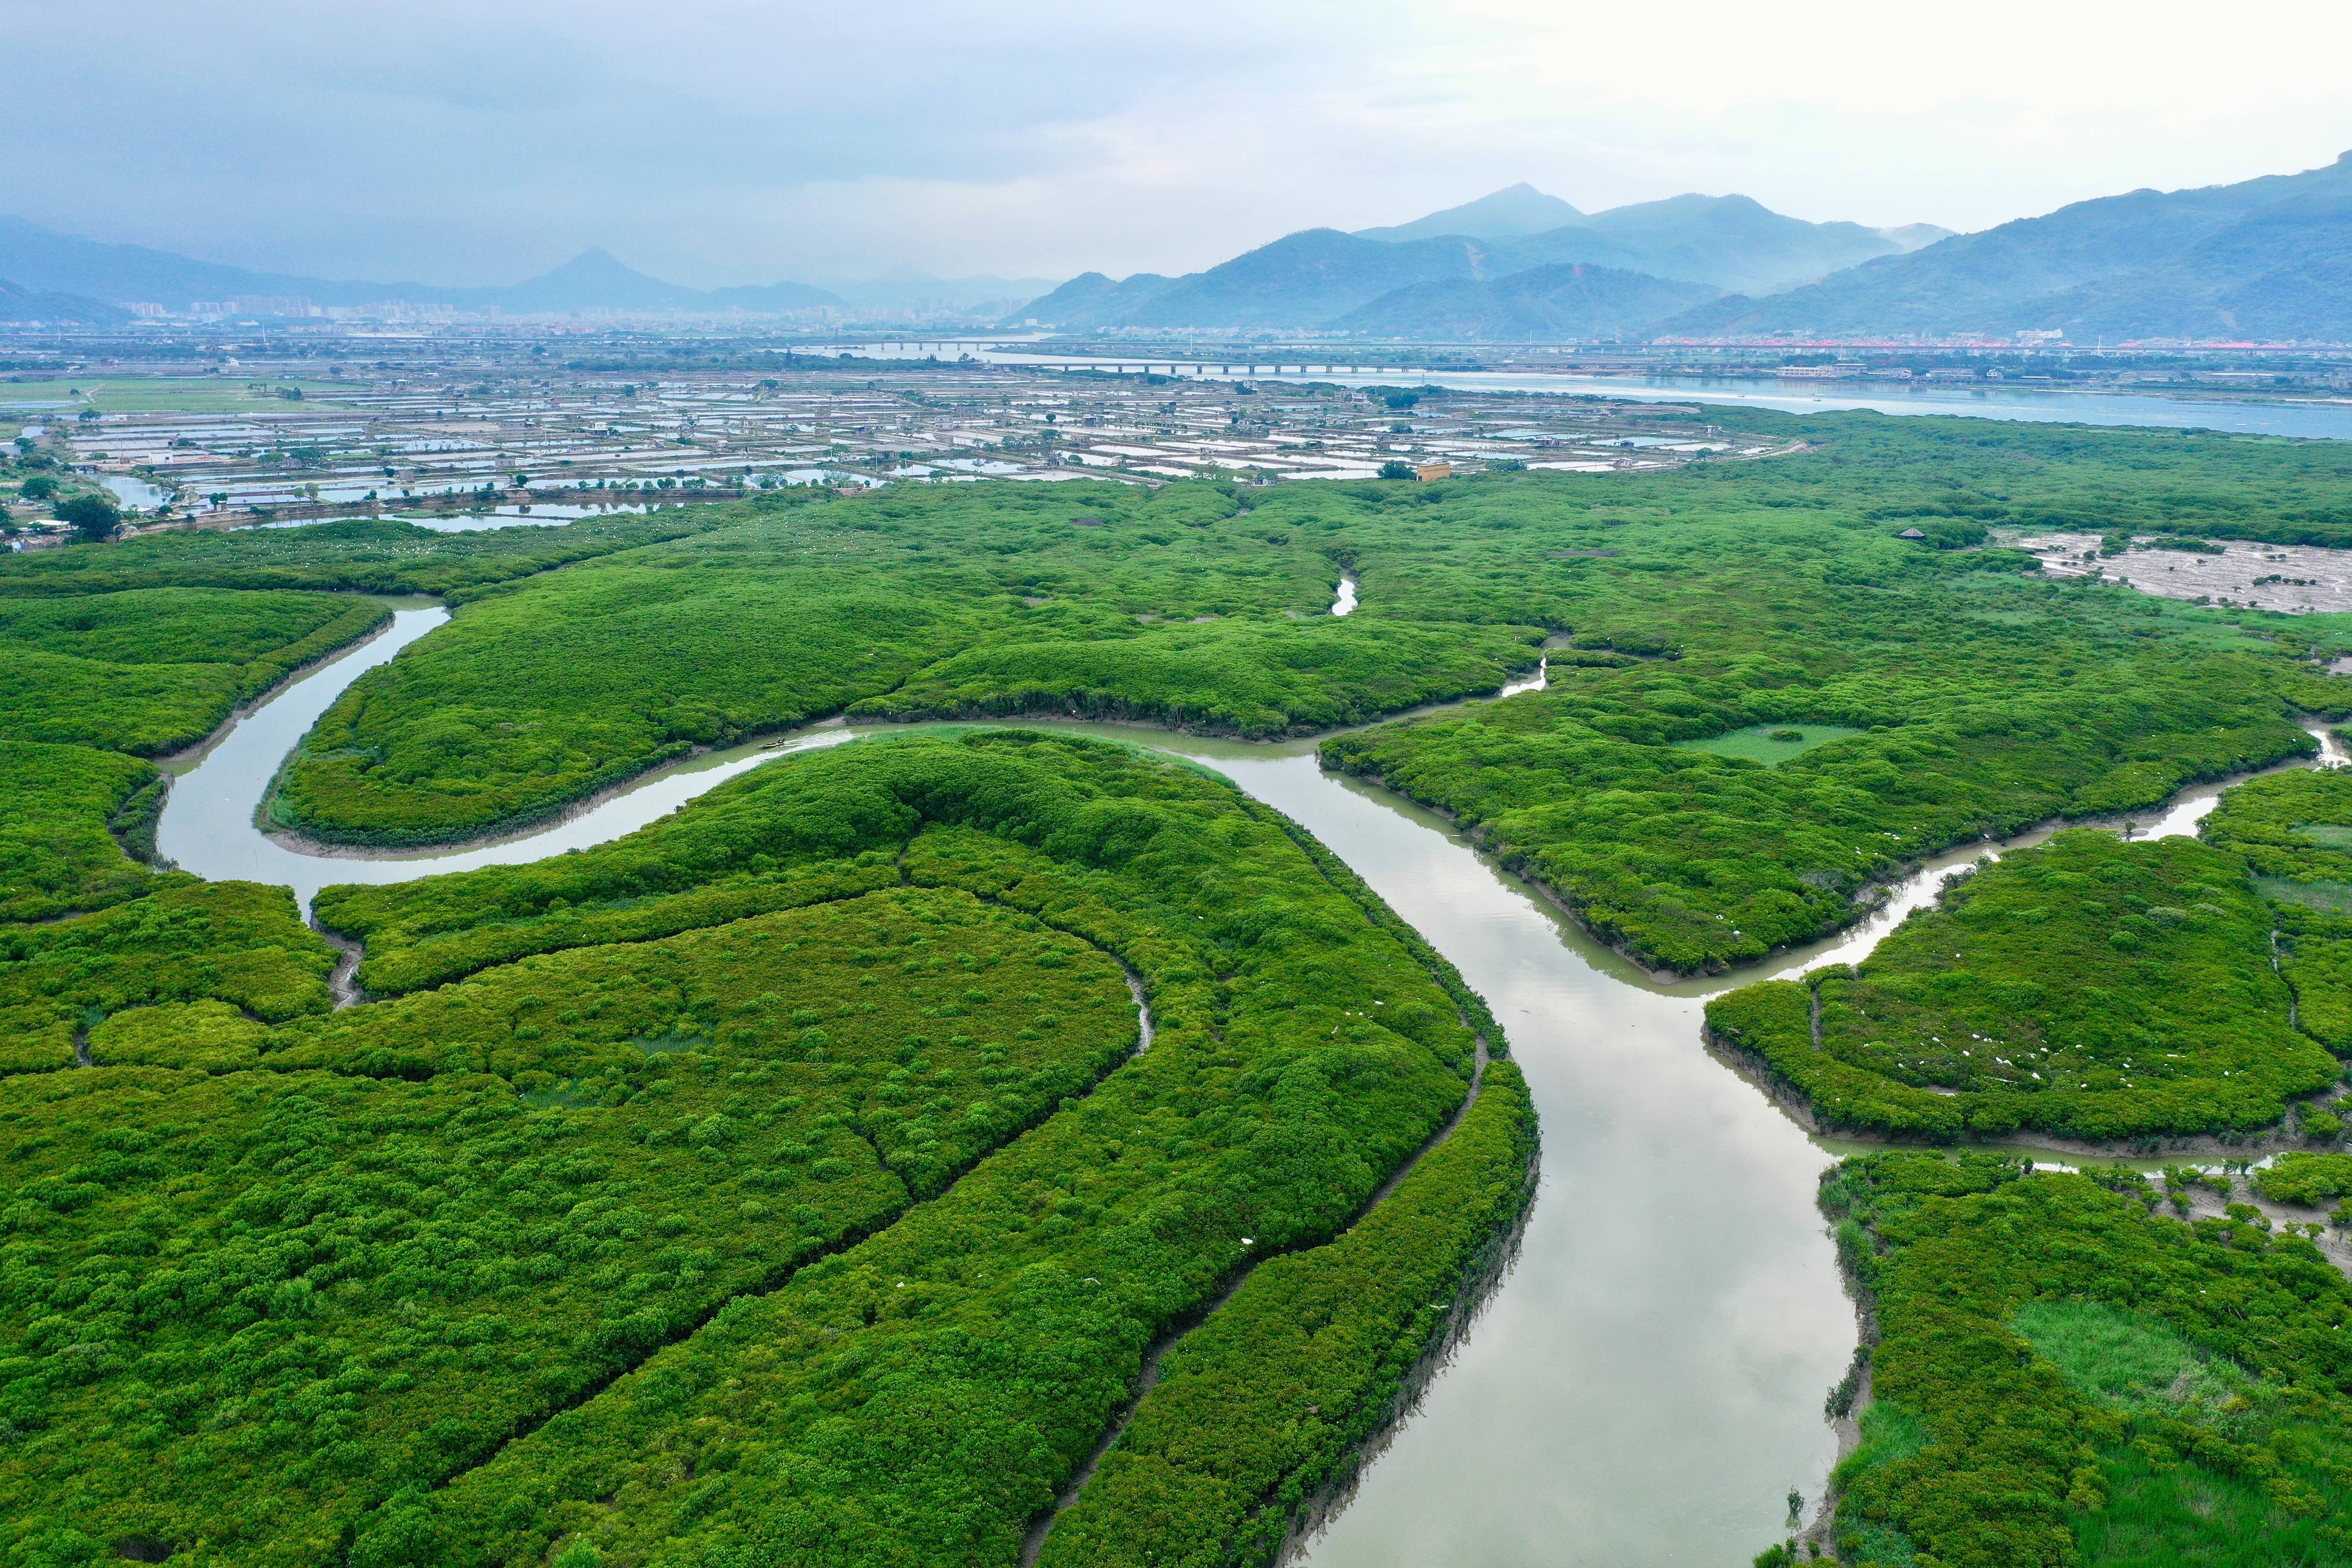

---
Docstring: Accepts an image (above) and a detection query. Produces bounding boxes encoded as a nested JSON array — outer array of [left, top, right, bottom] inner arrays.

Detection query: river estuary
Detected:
[[151, 598, 2336, 1566]]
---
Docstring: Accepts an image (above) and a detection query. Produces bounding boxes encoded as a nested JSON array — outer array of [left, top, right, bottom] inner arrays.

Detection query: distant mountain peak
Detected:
[[536, 247, 656, 280], [1355, 185, 1587, 243], [1875, 222, 1957, 253]]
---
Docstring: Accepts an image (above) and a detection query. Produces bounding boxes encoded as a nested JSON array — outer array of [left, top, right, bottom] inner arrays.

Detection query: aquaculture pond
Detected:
[[147, 597, 2344, 1567]]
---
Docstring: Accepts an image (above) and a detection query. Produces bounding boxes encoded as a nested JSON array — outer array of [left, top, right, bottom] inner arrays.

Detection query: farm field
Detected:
[[0, 378, 349, 413]]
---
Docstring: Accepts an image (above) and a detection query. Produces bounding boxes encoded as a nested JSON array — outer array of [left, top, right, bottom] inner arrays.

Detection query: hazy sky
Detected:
[[9, 0, 2350, 287]]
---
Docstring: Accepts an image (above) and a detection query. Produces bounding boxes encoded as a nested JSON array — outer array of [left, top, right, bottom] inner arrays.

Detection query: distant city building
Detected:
[[199, 295, 324, 318]]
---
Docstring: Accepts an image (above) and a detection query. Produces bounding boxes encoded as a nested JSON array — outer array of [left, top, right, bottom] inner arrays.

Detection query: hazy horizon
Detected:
[[7, 0, 2350, 292]]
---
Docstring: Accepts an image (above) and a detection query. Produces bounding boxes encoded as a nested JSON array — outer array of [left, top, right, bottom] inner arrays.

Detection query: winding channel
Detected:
[[151, 597, 2349, 1567]]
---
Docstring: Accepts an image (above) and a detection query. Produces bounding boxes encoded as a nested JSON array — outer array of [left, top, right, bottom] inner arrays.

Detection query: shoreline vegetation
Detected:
[[1703, 758, 2352, 1169], [1, 725, 1538, 1567], [180, 412, 2352, 875], [14, 407, 2352, 1566], [1707, 830, 2342, 1151], [1794, 1151, 2352, 1568], [1693, 623, 2352, 1557], [96, 412, 2352, 983]]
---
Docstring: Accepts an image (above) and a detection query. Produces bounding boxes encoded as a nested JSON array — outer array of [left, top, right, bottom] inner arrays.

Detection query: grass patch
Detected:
[[2082, 1449, 2339, 1567], [1840, 1518, 1920, 1568], [1842, 1399, 1930, 1478], [517, 1077, 624, 1109], [2254, 875, 2352, 913], [1672, 722, 1867, 766], [0, 378, 350, 413], [2010, 1299, 2249, 1412]]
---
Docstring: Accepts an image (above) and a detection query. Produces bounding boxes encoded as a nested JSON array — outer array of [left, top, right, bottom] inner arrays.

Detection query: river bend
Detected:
[[150, 600, 2340, 1566]]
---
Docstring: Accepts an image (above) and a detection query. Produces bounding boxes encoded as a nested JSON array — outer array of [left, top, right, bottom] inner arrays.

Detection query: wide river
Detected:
[[154, 602, 2320, 1565], [811, 341, 2352, 442]]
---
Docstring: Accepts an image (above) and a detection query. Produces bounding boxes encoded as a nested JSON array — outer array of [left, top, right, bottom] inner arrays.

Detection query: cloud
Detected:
[[2, 0, 2347, 286]]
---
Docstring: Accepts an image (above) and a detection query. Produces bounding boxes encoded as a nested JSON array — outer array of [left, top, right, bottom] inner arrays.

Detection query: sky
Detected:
[[7, 0, 2351, 289]]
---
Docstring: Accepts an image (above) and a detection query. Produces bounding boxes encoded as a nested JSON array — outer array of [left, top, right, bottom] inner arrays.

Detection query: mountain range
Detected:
[[1327, 263, 1717, 341], [1669, 151, 2352, 342], [5, 150, 2347, 341], [1009, 189, 1950, 333], [1351, 183, 1586, 242], [0, 219, 844, 317], [1012, 153, 2352, 342], [0, 277, 126, 325]]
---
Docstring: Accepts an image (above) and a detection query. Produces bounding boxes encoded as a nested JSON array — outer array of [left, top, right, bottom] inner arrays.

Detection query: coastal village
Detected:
[[2, 347, 1761, 539]]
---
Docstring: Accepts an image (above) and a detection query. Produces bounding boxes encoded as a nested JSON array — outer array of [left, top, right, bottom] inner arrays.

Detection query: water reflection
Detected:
[[101, 475, 172, 509]]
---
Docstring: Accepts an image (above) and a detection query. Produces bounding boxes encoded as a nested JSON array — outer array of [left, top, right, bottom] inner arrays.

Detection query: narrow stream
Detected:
[[1497, 656, 1548, 698], [1332, 573, 1359, 616], [147, 604, 2350, 1567], [155, 600, 858, 908]]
